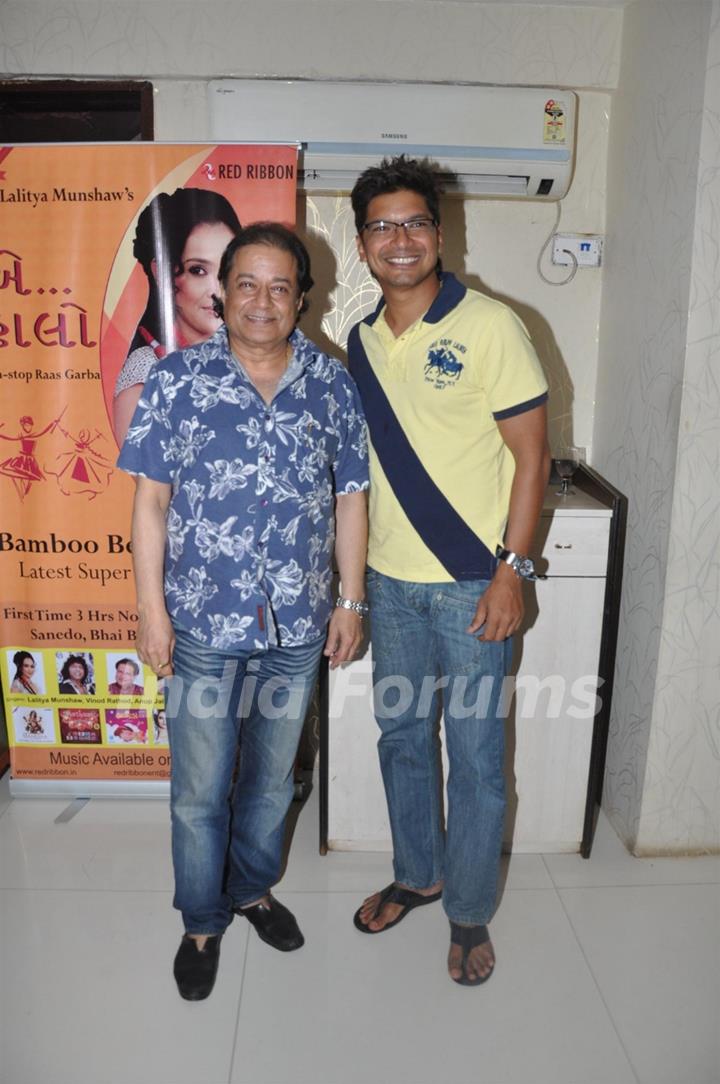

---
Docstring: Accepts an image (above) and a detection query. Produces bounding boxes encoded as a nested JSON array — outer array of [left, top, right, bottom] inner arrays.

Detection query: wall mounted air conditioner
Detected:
[[209, 80, 577, 200]]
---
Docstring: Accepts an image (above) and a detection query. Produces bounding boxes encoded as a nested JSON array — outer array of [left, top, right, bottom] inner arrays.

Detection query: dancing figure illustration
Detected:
[[0, 413, 61, 500], [23, 710, 45, 735], [47, 424, 113, 500]]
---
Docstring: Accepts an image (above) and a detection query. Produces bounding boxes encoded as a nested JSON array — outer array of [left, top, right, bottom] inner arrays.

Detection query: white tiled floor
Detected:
[[0, 770, 718, 1084]]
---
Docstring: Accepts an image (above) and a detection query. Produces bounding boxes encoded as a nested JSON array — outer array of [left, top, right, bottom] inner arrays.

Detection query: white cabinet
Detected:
[[327, 488, 612, 854]]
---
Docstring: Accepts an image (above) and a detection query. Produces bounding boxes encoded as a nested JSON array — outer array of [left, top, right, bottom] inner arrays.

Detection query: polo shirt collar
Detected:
[[363, 272, 467, 329], [424, 272, 467, 323]]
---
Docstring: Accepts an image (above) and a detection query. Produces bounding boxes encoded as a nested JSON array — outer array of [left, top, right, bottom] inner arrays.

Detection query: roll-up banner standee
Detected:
[[0, 142, 299, 795]]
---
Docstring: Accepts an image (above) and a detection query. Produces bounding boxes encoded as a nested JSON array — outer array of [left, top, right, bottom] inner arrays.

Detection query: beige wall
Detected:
[[635, 0, 720, 855], [594, 0, 719, 853], [1, 1, 621, 85]]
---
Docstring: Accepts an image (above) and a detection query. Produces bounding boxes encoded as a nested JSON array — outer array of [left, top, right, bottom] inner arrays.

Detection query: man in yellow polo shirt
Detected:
[[348, 156, 551, 987]]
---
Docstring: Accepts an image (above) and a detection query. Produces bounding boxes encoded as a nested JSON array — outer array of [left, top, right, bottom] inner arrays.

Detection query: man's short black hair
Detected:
[[214, 221, 313, 320], [350, 155, 443, 233]]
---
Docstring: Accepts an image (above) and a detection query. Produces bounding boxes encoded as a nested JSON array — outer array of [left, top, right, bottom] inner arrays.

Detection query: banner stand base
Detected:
[[9, 778, 170, 799], [55, 797, 91, 823]]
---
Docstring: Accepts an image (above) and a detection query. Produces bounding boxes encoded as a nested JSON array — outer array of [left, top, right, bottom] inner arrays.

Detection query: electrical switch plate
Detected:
[[552, 234, 603, 267]]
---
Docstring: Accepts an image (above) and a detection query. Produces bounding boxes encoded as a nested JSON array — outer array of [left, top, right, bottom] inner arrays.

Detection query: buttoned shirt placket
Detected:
[[229, 351, 305, 647]]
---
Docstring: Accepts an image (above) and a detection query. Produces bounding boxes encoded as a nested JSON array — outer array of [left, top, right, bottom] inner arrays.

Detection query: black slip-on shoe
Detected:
[[237, 896, 304, 952], [173, 934, 221, 1000]]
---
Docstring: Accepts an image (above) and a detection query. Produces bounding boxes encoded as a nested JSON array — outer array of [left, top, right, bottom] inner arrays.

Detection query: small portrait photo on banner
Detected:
[[106, 654, 145, 697], [106, 709, 148, 745], [12, 707, 56, 745], [56, 651, 96, 696], [6, 649, 46, 696], [152, 708, 169, 745]]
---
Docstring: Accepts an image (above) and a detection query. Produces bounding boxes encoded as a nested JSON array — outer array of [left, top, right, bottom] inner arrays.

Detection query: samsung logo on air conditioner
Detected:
[[381, 133, 408, 140]]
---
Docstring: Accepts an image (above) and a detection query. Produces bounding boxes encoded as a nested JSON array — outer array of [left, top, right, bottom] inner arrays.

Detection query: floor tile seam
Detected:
[[553, 879, 720, 893], [540, 854, 720, 890], [228, 928, 252, 1084], [497, 882, 558, 892], [553, 881, 643, 1084], [275, 883, 558, 898], [0, 885, 173, 894]]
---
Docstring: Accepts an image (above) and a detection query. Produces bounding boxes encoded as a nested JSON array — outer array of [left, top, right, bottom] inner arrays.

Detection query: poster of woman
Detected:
[[6, 650, 47, 696], [100, 145, 298, 446], [112, 188, 242, 444]]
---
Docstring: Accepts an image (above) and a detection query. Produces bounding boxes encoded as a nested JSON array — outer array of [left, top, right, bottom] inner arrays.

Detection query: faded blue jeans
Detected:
[[167, 627, 324, 935], [367, 570, 513, 926]]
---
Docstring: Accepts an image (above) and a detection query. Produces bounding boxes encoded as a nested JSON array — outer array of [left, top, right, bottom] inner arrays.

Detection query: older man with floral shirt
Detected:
[[119, 223, 368, 1001]]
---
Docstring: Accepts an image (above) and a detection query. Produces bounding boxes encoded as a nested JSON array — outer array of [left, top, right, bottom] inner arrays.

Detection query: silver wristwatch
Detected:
[[335, 596, 370, 616], [495, 545, 547, 582]]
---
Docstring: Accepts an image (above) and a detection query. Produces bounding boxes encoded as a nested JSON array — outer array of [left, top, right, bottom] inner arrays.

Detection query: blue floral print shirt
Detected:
[[118, 326, 369, 651]]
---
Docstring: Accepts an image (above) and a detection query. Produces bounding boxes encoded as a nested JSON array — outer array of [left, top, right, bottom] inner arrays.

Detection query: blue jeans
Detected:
[[167, 628, 324, 935], [367, 570, 513, 926]]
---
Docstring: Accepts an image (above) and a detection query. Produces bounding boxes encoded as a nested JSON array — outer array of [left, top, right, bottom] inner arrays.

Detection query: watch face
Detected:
[[516, 557, 535, 578]]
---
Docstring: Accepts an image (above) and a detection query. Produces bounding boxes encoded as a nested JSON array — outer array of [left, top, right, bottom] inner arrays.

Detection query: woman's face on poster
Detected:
[[173, 221, 235, 343]]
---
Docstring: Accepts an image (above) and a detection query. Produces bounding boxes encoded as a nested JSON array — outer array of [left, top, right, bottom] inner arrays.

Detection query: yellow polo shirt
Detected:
[[349, 274, 548, 583]]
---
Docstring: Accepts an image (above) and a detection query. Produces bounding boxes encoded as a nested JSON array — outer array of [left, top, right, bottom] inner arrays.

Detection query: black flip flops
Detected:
[[449, 921, 495, 986], [353, 882, 442, 933]]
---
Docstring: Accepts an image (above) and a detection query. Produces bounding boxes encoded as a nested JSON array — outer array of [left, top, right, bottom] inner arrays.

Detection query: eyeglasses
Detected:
[[361, 217, 438, 237]]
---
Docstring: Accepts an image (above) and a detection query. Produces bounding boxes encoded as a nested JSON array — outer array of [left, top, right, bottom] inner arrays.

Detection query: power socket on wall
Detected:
[[552, 234, 603, 267]]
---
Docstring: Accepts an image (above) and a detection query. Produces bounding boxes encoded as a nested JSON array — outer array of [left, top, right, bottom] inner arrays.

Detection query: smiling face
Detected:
[[172, 221, 235, 344], [220, 243, 303, 360], [21, 657, 36, 679], [115, 662, 138, 690], [68, 660, 85, 682], [356, 189, 442, 298]]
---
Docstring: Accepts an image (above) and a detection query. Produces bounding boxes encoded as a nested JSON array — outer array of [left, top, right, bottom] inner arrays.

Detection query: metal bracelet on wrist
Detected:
[[335, 596, 369, 616]]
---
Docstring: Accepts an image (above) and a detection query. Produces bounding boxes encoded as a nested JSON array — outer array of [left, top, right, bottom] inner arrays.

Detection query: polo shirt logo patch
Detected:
[[424, 340, 466, 389]]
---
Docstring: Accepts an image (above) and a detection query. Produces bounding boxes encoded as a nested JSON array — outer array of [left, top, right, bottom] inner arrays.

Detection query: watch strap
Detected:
[[495, 545, 546, 581]]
